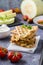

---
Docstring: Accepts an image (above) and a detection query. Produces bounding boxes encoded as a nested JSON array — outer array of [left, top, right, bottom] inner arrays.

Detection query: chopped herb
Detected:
[[27, 25, 32, 29], [22, 25, 32, 29]]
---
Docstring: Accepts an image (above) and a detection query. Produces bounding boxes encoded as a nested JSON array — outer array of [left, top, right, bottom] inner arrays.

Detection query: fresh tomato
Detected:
[[0, 9, 4, 12], [8, 51, 22, 63], [17, 52, 22, 59], [23, 15, 28, 21], [0, 47, 8, 58], [25, 16, 33, 23], [8, 51, 14, 60]]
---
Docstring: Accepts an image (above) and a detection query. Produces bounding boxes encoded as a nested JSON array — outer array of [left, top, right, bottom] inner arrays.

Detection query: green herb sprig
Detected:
[[22, 25, 32, 29]]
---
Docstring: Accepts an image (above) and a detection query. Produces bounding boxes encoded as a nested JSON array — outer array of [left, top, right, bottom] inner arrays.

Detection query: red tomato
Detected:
[[8, 51, 22, 63], [11, 56, 19, 62], [0, 9, 4, 12], [17, 52, 22, 59], [27, 16, 33, 23], [0, 47, 8, 58], [23, 15, 28, 21], [8, 51, 14, 60]]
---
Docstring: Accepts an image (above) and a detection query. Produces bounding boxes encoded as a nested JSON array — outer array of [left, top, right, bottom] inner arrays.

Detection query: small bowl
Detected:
[[33, 16, 43, 29], [0, 24, 10, 39]]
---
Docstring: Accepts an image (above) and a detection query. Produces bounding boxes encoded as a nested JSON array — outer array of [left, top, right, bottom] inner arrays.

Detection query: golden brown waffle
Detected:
[[11, 25, 38, 48], [11, 25, 38, 41], [11, 37, 36, 48]]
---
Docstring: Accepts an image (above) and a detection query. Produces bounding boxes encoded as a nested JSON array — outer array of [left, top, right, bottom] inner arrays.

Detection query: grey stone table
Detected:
[[0, 14, 43, 65]]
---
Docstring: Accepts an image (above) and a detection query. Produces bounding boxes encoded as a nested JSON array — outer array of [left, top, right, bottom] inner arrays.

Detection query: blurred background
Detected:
[[0, 0, 22, 10]]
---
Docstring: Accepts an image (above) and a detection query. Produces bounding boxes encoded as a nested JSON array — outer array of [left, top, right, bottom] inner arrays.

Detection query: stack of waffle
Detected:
[[11, 25, 38, 48]]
